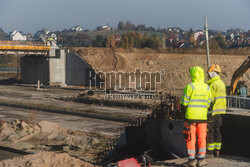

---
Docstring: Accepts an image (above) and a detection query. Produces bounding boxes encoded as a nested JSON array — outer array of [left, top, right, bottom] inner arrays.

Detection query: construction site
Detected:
[[0, 38, 249, 167]]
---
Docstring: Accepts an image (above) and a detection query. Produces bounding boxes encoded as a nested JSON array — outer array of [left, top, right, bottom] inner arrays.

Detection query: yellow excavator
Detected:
[[229, 56, 250, 95]]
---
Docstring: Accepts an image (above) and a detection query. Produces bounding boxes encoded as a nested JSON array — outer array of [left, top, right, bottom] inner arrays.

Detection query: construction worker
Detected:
[[181, 66, 211, 167], [207, 64, 226, 157]]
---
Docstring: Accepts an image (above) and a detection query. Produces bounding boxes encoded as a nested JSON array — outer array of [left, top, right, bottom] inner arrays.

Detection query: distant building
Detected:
[[26, 33, 34, 41], [34, 28, 51, 38], [228, 33, 234, 40], [35, 28, 57, 46], [50, 33, 57, 41], [227, 28, 245, 35], [96, 25, 112, 31], [175, 40, 184, 48], [167, 27, 183, 34], [10, 30, 27, 41], [194, 30, 204, 41], [70, 26, 84, 32]]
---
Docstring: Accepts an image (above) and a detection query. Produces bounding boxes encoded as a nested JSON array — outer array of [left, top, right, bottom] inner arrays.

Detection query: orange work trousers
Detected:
[[184, 122, 207, 159]]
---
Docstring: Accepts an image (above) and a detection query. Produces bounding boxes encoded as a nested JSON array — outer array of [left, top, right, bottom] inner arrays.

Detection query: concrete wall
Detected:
[[21, 56, 49, 84], [49, 49, 66, 86], [66, 53, 100, 86]]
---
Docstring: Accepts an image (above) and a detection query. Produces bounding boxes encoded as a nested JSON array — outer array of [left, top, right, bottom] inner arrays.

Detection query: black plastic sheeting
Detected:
[[221, 114, 250, 158], [106, 119, 187, 163]]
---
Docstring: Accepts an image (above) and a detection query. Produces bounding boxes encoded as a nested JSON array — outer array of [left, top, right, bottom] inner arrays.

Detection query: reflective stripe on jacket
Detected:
[[181, 66, 211, 121], [207, 76, 226, 116]]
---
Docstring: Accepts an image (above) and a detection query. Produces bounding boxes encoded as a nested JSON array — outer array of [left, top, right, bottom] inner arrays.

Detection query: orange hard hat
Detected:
[[208, 64, 221, 73]]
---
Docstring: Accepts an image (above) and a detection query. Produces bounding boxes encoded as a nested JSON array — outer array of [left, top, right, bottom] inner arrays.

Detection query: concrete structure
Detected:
[[21, 48, 65, 85], [20, 48, 98, 86], [0, 41, 101, 87], [21, 56, 49, 84], [48, 49, 66, 85]]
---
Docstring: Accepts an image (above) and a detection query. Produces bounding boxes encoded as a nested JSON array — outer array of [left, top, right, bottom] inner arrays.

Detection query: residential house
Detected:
[[226, 33, 235, 41], [194, 30, 204, 41], [175, 40, 185, 48], [167, 27, 183, 34], [10, 30, 27, 41], [227, 28, 245, 35], [70, 25, 84, 32], [35, 28, 57, 46], [96, 25, 112, 31], [26, 33, 34, 41], [35, 28, 51, 38], [165, 31, 177, 48]]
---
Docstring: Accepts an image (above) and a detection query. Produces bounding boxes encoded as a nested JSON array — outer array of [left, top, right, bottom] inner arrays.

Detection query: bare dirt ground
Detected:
[[74, 47, 250, 93], [0, 151, 94, 167], [0, 105, 124, 136], [0, 119, 110, 164], [0, 85, 148, 122]]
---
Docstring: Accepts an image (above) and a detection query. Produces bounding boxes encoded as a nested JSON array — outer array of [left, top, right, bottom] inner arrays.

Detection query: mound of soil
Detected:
[[73, 47, 250, 93], [0, 119, 41, 142], [0, 120, 109, 163]]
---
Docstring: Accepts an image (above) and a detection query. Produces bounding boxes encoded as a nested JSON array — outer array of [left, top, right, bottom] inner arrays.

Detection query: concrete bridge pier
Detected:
[[21, 48, 66, 86], [20, 48, 98, 86], [48, 49, 66, 86]]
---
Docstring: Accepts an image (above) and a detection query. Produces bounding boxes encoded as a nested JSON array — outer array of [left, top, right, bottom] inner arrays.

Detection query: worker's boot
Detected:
[[197, 159, 207, 167], [206, 151, 214, 158], [214, 150, 220, 158], [182, 159, 196, 167]]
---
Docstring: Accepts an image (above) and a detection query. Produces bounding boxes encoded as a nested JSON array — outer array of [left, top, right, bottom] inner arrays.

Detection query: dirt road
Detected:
[[0, 85, 149, 122], [0, 105, 124, 136]]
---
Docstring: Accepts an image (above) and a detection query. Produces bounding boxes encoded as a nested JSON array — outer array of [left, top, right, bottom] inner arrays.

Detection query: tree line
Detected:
[[1, 20, 249, 50], [102, 32, 163, 49]]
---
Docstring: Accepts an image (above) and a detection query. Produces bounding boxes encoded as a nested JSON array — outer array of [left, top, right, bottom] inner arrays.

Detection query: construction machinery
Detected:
[[229, 56, 250, 96]]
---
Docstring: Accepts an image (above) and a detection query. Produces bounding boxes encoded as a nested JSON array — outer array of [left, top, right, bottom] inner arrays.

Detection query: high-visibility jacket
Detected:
[[181, 66, 211, 121], [207, 76, 226, 116]]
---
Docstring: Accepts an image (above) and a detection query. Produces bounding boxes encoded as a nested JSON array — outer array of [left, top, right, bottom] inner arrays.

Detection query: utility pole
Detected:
[[204, 16, 210, 70], [162, 34, 166, 49]]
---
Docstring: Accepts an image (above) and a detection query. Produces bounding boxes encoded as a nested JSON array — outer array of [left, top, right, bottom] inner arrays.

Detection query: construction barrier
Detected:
[[227, 96, 250, 109]]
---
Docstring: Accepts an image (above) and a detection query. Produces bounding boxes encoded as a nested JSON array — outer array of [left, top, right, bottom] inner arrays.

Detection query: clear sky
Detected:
[[0, 0, 249, 33]]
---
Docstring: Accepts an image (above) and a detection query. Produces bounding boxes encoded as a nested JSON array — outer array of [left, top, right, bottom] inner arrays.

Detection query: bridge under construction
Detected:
[[0, 41, 50, 55], [0, 40, 96, 86]]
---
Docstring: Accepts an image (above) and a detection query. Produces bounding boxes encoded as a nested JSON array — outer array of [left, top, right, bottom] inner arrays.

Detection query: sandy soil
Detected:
[[0, 151, 95, 167], [0, 119, 110, 163], [73, 47, 250, 92]]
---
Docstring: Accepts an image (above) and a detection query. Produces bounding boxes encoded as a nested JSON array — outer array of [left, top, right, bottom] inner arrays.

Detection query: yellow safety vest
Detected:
[[181, 66, 211, 120], [207, 76, 226, 116]]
